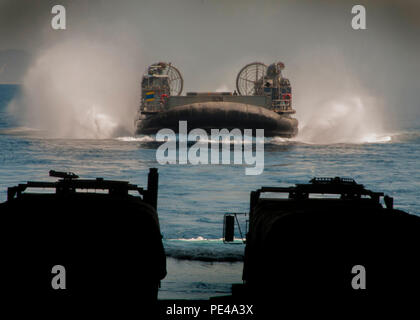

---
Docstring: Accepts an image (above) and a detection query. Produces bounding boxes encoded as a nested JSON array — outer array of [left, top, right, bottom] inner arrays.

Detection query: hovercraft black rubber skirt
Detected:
[[136, 102, 298, 137]]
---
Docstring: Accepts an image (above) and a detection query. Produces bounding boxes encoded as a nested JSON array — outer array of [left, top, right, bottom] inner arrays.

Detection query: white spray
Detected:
[[290, 50, 390, 144], [8, 38, 142, 139]]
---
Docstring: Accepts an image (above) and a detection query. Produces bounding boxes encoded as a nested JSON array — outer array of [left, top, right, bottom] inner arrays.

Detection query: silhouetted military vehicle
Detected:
[[224, 177, 420, 307], [0, 168, 165, 315]]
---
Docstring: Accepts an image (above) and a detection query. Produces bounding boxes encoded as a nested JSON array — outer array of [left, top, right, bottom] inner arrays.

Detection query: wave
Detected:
[[165, 251, 244, 263], [0, 126, 45, 136], [2, 128, 416, 146], [164, 237, 245, 262], [160, 134, 255, 145], [268, 132, 406, 146], [298, 130, 419, 145], [115, 135, 155, 142], [387, 131, 420, 143], [117, 134, 259, 145], [167, 237, 245, 242], [118, 131, 407, 146], [295, 133, 393, 145]]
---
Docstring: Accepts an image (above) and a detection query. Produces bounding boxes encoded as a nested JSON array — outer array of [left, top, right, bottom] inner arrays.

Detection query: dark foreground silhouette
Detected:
[[228, 177, 420, 315], [161, 177, 420, 319], [0, 169, 166, 317], [1, 173, 419, 318]]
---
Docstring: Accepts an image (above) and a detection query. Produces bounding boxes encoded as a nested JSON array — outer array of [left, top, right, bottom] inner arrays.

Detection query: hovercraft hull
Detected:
[[136, 101, 298, 137]]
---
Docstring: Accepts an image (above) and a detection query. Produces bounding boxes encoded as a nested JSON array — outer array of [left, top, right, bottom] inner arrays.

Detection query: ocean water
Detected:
[[1, 84, 419, 299]]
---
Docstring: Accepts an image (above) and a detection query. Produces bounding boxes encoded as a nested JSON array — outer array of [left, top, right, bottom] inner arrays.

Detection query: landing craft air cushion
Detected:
[[135, 62, 298, 137]]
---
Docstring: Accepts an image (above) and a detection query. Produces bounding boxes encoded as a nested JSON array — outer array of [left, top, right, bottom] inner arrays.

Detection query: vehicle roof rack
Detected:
[[6, 168, 159, 209], [251, 177, 384, 206]]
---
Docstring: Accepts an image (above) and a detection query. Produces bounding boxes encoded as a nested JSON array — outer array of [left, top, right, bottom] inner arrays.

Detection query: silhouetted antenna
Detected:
[[49, 170, 79, 179]]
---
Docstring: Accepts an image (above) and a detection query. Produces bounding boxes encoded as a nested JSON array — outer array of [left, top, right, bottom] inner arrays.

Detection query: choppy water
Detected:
[[1, 84, 419, 299]]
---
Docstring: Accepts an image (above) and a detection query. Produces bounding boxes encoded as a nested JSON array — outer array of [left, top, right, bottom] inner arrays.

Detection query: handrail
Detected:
[[6, 168, 159, 210], [253, 177, 384, 202]]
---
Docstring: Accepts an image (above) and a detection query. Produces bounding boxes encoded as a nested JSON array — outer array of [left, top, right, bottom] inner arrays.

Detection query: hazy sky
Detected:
[[1, 0, 419, 129]]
